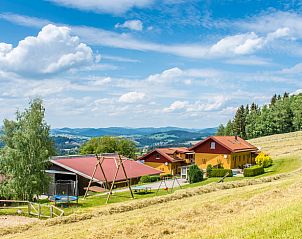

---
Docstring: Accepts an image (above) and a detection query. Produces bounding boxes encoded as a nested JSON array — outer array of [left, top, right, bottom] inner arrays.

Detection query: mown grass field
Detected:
[[1, 131, 302, 239]]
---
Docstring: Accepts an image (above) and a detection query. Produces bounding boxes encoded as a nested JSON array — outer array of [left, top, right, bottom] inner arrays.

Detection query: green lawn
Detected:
[[1, 155, 301, 217]]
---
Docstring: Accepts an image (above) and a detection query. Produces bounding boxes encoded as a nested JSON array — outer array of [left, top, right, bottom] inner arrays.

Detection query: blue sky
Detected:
[[1, 0, 302, 128]]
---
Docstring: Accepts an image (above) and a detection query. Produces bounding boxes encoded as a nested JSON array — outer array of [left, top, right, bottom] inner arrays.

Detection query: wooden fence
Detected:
[[0, 200, 64, 219]]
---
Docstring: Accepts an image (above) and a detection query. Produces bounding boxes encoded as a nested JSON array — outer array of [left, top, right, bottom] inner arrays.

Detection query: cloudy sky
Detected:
[[1, 0, 302, 128]]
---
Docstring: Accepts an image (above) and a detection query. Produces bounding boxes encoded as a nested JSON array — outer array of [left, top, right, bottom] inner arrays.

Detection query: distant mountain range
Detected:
[[0, 126, 217, 155], [51, 127, 217, 155], [51, 126, 216, 137]]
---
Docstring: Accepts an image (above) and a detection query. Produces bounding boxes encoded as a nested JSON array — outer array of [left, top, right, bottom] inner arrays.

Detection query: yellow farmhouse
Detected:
[[138, 147, 194, 175], [190, 136, 258, 169]]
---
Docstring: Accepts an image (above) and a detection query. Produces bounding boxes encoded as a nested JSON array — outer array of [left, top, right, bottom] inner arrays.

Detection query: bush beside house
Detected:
[[188, 165, 203, 183], [243, 165, 265, 177], [255, 152, 273, 168]]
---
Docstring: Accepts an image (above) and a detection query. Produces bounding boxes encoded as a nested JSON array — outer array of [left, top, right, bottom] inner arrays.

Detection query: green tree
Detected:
[[80, 136, 137, 158], [292, 94, 302, 131], [216, 124, 225, 136], [0, 98, 55, 200], [224, 120, 234, 136], [188, 165, 203, 183], [233, 105, 247, 138]]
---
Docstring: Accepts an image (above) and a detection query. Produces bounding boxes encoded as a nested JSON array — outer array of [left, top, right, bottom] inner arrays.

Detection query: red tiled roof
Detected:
[[190, 136, 258, 153], [139, 147, 193, 163], [51, 155, 162, 183]]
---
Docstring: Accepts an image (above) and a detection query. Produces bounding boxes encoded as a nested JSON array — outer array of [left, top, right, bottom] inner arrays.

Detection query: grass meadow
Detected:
[[1, 131, 302, 238]]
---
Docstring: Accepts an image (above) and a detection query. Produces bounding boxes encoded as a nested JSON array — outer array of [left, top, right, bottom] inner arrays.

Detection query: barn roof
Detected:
[[50, 155, 161, 183], [190, 136, 258, 153]]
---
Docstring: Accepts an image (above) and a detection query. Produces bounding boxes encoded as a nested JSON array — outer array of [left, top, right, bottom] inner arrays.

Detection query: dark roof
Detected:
[[139, 147, 193, 163], [51, 155, 162, 183], [190, 136, 258, 153]]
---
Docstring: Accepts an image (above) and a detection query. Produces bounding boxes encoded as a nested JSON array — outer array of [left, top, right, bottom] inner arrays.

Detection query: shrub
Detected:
[[243, 165, 264, 177], [188, 165, 203, 183], [139, 175, 151, 183], [255, 152, 273, 168], [206, 164, 213, 176], [150, 175, 160, 182], [209, 169, 233, 177]]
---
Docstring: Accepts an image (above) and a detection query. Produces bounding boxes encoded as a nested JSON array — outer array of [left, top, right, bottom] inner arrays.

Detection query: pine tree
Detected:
[[233, 105, 247, 138], [216, 124, 226, 136], [225, 120, 234, 136]]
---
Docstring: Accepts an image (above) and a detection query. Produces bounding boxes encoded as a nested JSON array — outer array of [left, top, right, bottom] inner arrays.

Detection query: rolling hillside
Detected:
[[2, 131, 302, 239]]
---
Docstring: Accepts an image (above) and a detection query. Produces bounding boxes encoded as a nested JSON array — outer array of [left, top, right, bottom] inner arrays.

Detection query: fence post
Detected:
[[50, 205, 53, 218], [38, 204, 41, 219], [28, 202, 31, 216]]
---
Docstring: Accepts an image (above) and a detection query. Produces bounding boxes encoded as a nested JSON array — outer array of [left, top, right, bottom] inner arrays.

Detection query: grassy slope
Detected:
[[2, 131, 302, 239]]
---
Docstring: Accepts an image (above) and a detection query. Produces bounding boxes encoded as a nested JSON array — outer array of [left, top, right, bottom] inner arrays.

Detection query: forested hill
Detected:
[[217, 92, 302, 139]]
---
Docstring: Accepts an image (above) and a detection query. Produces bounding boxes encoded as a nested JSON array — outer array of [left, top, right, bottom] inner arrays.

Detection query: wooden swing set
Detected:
[[156, 175, 182, 194], [84, 153, 134, 204]]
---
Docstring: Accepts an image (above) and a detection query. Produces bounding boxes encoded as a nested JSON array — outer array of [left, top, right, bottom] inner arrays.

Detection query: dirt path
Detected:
[[0, 215, 38, 227]]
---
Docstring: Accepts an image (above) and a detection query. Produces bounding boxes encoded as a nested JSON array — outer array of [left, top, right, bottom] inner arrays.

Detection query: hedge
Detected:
[[139, 175, 160, 183], [150, 175, 160, 182], [243, 165, 265, 177], [209, 169, 233, 177]]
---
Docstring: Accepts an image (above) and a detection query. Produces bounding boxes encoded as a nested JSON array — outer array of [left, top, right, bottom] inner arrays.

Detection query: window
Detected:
[[202, 159, 206, 164], [156, 154, 160, 159], [185, 154, 193, 159], [210, 142, 216, 149]]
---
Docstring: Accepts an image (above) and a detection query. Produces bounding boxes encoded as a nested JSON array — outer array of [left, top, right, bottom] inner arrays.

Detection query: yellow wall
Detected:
[[195, 153, 231, 169], [195, 152, 255, 169], [231, 152, 255, 168], [144, 162, 182, 175]]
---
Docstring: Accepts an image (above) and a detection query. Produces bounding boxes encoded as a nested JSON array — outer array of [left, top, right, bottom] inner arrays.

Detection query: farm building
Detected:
[[138, 147, 194, 175], [190, 136, 258, 169], [48, 155, 161, 195]]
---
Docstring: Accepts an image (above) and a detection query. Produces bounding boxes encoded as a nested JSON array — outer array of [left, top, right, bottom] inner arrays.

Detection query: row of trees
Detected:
[[217, 93, 302, 139]]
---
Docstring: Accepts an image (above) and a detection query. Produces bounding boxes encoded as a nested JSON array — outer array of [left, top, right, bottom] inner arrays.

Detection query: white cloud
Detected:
[[163, 100, 188, 112], [118, 91, 146, 103], [234, 11, 302, 37], [0, 24, 94, 76], [147, 67, 183, 82], [281, 63, 302, 74], [210, 32, 263, 55], [115, 20, 143, 31], [48, 0, 153, 14], [290, 89, 302, 96], [0, 13, 51, 28], [163, 96, 228, 113], [0, 13, 292, 59], [101, 54, 140, 63], [225, 56, 273, 66]]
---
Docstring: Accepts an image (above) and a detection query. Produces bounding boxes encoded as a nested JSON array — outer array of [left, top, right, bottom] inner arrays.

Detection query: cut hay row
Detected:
[[2, 166, 302, 237]]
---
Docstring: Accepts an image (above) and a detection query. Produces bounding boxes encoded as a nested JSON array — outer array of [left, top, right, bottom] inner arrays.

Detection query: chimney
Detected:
[[235, 134, 238, 140]]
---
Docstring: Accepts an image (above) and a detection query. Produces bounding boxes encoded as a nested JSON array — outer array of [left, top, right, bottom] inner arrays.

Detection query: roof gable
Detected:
[[139, 147, 192, 163], [190, 136, 257, 153]]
